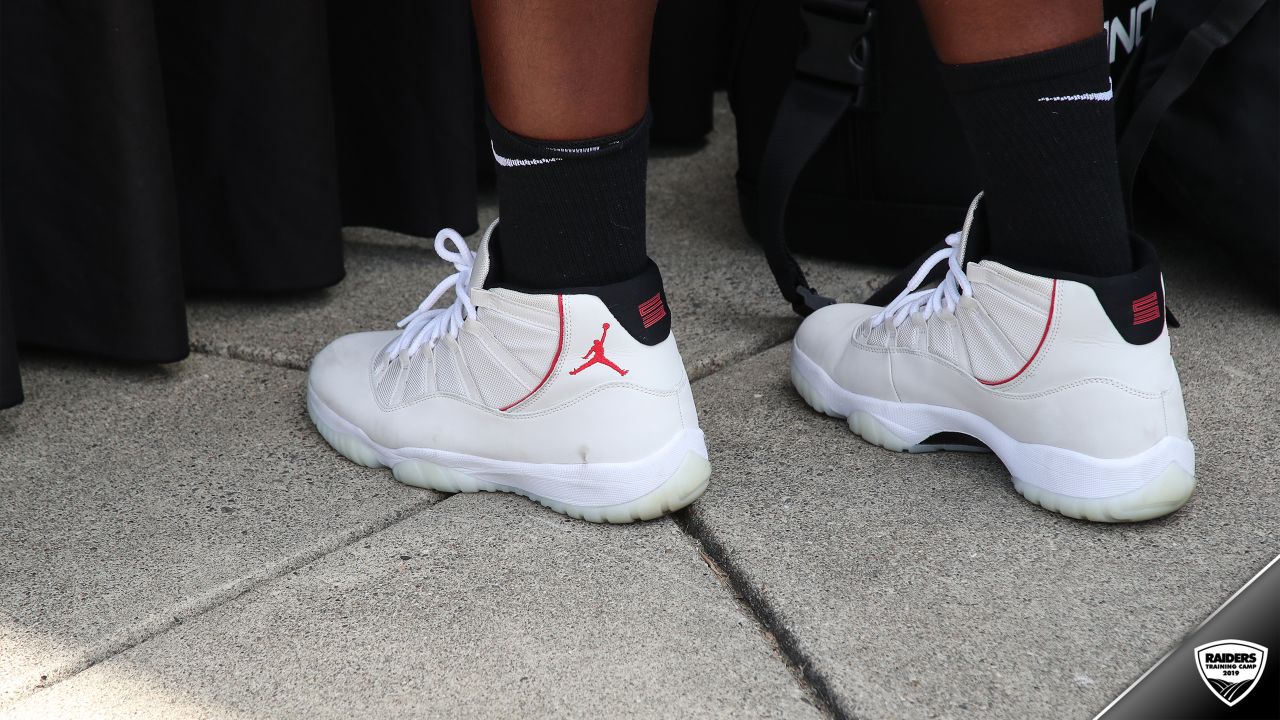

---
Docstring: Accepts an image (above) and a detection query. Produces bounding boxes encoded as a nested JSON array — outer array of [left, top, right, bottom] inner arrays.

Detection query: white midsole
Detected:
[[791, 344, 1195, 500], [307, 387, 708, 508]]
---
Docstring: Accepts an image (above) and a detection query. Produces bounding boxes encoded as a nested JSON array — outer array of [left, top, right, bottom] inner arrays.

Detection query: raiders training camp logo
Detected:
[[1194, 640, 1269, 707]]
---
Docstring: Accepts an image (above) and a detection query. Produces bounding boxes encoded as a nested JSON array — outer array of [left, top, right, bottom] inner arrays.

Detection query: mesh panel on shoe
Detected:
[[372, 346, 440, 408], [973, 284, 1048, 358], [373, 358, 401, 408], [457, 330, 532, 408], [980, 263, 1053, 311], [854, 321, 870, 343], [927, 320, 967, 373], [487, 289, 560, 325], [481, 307, 558, 377], [434, 344, 469, 399], [895, 320, 928, 352], [865, 322, 891, 348], [402, 349, 434, 403], [957, 304, 1023, 381]]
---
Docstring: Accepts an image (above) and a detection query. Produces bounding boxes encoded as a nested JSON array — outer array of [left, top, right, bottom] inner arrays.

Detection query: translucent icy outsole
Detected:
[[790, 346, 1194, 523], [308, 391, 709, 524]]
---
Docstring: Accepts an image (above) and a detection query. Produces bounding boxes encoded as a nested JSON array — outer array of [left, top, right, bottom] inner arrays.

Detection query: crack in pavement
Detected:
[[673, 507, 850, 720]]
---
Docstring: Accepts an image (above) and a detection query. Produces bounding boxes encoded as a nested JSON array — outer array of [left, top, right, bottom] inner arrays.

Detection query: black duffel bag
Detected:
[[1116, 0, 1278, 299], [730, 0, 979, 315], [735, 0, 1279, 315]]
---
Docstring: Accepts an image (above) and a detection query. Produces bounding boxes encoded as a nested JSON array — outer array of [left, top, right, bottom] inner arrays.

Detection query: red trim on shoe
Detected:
[[1131, 291, 1160, 325], [500, 295, 564, 411], [639, 293, 667, 328], [979, 279, 1056, 387]]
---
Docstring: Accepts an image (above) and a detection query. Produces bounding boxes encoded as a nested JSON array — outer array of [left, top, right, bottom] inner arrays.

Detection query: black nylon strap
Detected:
[[758, 79, 853, 315], [1117, 0, 1269, 204], [757, 0, 875, 316], [863, 239, 948, 307]]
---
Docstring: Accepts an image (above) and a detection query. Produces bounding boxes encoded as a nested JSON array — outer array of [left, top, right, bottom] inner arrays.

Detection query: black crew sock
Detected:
[[939, 34, 1132, 277], [486, 110, 650, 290]]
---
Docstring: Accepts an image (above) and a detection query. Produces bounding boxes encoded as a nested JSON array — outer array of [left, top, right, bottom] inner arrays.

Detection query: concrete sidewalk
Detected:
[[2, 98, 1277, 720]]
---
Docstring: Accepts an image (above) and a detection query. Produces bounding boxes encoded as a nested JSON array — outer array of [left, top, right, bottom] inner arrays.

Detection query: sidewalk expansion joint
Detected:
[[190, 331, 795, 382], [189, 340, 308, 371], [686, 335, 795, 384], [673, 508, 851, 720], [13, 494, 440, 706]]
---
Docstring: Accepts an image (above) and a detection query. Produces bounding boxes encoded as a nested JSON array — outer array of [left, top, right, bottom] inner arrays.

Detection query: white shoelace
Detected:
[[870, 231, 974, 329], [385, 228, 476, 361]]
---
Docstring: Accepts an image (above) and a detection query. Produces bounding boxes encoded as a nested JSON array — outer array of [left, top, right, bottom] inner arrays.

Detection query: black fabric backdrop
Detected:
[[0, 0, 723, 409]]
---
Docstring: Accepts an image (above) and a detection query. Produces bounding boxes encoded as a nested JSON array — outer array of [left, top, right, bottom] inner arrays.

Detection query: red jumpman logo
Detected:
[[569, 323, 629, 376]]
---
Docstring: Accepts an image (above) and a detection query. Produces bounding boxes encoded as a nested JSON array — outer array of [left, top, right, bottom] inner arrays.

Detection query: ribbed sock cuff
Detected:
[[939, 33, 1110, 95], [486, 109, 651, 289], [485, 109, 652, 163], [936, 32, 1132, 276]]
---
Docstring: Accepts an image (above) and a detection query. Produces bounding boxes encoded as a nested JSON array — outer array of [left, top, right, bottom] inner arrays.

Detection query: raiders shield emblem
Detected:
[[1194, 640, 1269, 707]]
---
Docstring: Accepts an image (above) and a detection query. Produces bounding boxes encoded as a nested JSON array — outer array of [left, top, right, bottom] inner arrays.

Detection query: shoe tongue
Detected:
[[469, 219, 499, 291], [956, 193, 992, 268]]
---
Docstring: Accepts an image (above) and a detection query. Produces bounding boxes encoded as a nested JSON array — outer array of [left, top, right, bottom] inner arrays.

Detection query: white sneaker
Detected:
[[307, 221, 710, 523], [792, 195, 1195, 522]]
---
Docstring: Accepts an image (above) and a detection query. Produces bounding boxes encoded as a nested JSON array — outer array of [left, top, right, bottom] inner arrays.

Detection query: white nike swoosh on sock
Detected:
[[1038, 78, 1114, 103], [491, 142, 561, 167], [547, 145, 601, 154]]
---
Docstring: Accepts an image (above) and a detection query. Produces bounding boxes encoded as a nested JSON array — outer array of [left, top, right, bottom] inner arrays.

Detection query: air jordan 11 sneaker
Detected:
[[308, 221, 710, 522], [792, 194, 1194, 522]]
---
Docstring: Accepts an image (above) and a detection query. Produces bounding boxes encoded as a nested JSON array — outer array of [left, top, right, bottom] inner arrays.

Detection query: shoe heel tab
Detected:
[[504, 261, 672, 346], [1003, 237, 1168, 346], [1066, 239, 1167, 345]]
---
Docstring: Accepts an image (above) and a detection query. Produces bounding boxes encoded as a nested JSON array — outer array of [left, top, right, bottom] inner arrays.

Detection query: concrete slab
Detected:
[[186, 242, 452, 371], [679, 248, 1280, 719], [3, 494, 823, 720], [0, 355, 439, 705], [187, 97, 887, 379]]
